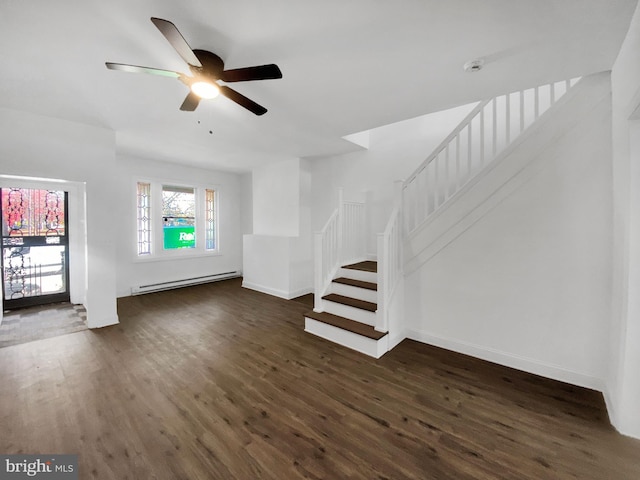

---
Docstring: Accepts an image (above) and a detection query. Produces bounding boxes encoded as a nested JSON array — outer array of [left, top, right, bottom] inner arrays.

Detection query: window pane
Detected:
[[205, 189, 216, 250], [162, 186, 195, 249], [3, 245, 66, 298], [136, 182, 151, 255], [1, 188, 66, 237]]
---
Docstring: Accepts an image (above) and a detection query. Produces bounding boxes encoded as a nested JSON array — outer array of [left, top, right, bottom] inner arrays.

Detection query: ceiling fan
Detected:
[[106, 17, 282, 115]]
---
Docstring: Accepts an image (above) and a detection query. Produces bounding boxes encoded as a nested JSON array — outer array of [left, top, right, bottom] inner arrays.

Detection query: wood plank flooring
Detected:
[[1, 277, 639, 479]]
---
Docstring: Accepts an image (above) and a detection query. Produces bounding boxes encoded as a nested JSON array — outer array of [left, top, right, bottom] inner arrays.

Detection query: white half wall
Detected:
[[404, 73, 613, 392], [242, 234, 312, 299]]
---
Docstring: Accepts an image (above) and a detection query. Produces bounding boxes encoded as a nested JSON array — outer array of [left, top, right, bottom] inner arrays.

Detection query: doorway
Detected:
[[1, 188, 70, 310]]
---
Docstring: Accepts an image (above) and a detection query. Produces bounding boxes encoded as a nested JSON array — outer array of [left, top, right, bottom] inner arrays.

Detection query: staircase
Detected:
[[304, 261, 389, 358], [305, 76, 583, 359]]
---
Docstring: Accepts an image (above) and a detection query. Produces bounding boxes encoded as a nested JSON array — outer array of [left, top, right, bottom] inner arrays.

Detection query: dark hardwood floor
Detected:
[[1, 277, 639, 479]]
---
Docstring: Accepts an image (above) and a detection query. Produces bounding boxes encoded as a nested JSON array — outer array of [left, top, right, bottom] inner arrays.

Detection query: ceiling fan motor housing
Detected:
[[192, 50, 225, 80]]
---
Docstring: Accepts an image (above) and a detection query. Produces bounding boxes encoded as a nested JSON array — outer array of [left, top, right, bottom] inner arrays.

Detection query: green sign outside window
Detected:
[[163, 225, 196, 249]]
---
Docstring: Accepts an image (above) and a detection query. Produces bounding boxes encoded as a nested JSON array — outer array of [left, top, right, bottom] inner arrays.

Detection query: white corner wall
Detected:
[[0, 107, 118, 328], [243, 157, 313, 299], [114, 155, 243, 297], [404, 73, 613, 391], [610, 0, 640, 439]]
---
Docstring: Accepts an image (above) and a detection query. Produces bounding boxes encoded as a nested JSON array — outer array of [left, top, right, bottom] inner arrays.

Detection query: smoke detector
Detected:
[[463, 59, 484, 72]]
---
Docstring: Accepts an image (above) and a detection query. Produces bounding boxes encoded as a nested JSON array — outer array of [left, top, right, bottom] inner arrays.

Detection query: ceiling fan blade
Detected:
[[221, 64, 283, 83], [180, 92, 201, 111], [105, 62, 182, 78], [220, 86, 267, 115], [150, 17, 202, 67]]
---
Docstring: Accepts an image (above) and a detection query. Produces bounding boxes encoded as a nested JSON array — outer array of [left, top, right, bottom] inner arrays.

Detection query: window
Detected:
[[205, 189, 216, 250], [162, 186, 195, 250], [136, 182, 151, 255], [135, 181, 218, 258]]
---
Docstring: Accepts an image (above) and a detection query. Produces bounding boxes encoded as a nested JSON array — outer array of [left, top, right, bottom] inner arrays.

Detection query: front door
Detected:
[[1, 188, 70, 310]]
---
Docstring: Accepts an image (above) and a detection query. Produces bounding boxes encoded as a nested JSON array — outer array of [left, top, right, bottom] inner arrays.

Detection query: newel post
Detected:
[[313, 232, 323, 313]]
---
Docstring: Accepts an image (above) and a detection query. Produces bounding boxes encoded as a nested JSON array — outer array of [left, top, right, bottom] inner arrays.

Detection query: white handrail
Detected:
[[314, 208, 340, 312], [405, 99, 490, 186], [314, 191, 367, 313], [402, 78, 580, 234]]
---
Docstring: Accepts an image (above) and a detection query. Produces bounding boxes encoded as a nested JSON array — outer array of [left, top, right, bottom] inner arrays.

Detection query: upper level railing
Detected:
[[402, 78, 581, 234]]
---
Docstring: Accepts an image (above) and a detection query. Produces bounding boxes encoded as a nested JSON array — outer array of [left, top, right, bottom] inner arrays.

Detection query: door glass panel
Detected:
[[1, 188, 69, 309], [3, 246, 66, 299], [1, 188, 66, 237]]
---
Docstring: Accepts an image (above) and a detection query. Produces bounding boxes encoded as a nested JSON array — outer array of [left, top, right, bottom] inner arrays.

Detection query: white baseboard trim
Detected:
[[289, 286, 314, 299], [603, 387, 617, 426], [602, 387, 640, 440], [406, 329, 605, 392], [87, 314, 119, 329], [387, 330, 408, 351], [242, 281, 312, 300]]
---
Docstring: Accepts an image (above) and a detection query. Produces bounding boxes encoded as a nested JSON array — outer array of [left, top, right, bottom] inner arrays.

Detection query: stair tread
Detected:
[[342, 261, 377, 273], [322, 293, 377, 312], [305, 310, 387, 340], [333, 277, 377, 291]]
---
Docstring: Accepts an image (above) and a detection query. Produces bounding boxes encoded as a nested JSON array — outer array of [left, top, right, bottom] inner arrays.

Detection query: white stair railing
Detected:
[[340, 198, 366, 265], [403, 78, 581, 234], [314, 190, 366, 312], [377, 200, 402, 333], [314, 209, 340, 312]]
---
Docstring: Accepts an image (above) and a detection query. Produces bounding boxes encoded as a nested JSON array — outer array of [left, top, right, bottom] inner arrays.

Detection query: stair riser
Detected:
[[330, 283, 377, 303], [321, 299, 376, 326], [338, 268, 377, 284], [305, 318, 388, 358]]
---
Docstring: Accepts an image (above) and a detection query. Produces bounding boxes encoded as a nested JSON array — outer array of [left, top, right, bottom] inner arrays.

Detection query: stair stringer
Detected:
[[403, 72, 611, 274]]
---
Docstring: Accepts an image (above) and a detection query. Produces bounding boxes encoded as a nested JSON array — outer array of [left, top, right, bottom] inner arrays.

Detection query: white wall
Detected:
[[0, 108, 118, 328], [610, 0, 640, 438], [310, 104, 476, 254], [241, 172, 253, 235], [404, 73, 613, 390], [253, 157, 301, 236], [114, 154, 243, 297]]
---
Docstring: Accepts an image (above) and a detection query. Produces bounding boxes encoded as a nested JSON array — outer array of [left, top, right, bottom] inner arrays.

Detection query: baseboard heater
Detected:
[[131, 271, 241, 295]]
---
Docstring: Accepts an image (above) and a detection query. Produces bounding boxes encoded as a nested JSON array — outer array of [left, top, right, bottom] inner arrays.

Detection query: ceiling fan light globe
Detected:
[[191, 81, 220, 99]]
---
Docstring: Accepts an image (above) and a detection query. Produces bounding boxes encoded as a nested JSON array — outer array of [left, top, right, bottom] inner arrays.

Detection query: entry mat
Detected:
[[0, 302, 87, 348]]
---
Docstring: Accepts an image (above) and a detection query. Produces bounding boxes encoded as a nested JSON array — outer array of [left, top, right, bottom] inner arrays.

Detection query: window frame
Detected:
[[134, 179, 220, 261], [162, 185, 197, 251]]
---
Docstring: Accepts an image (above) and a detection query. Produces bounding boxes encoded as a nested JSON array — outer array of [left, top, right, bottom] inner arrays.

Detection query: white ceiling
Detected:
[[0, 0, 636, 172]]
